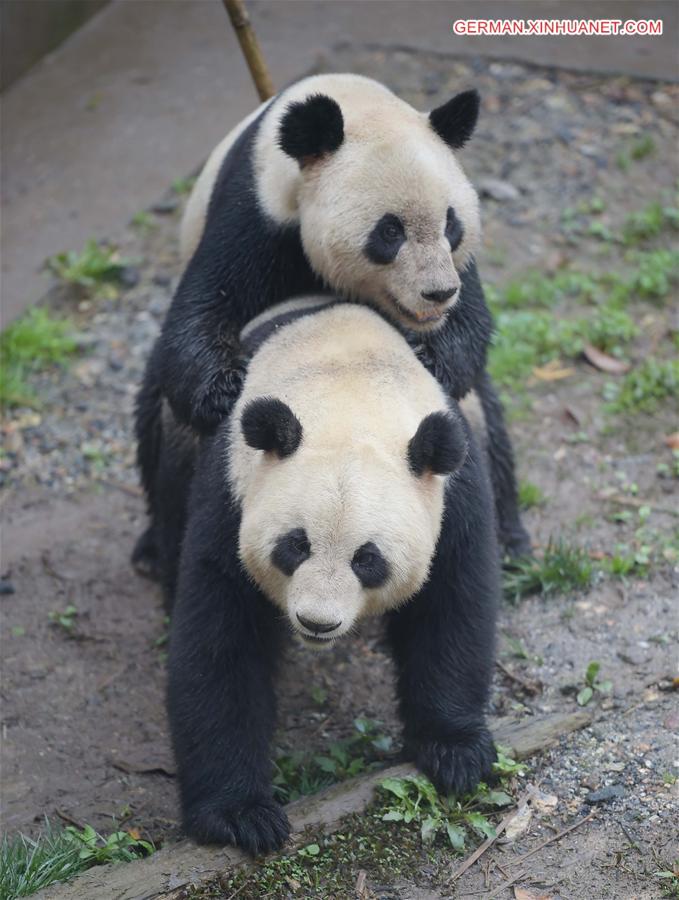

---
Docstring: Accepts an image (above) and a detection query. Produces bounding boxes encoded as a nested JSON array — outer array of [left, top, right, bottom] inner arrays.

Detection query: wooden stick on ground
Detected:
[[507, 808, 597, 867], [222, 0, 275, 101], [448, 796, 528, 883]]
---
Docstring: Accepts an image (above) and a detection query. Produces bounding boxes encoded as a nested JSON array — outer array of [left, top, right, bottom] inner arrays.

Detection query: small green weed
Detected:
[[518, 480, 545, 510], [503, 540, 593, 603], [628, 249, 679, 299], [630, 135, 656, 160], [379, 746, 524, 851], [46, 240, 130, 296], [48, 605, 79, 634], [503, 633, 543, 665], [656, 860, 679, 898], [605, 359, 679, 414], [272, 718, 392, 803], [63, 824, 153, 865], [0, 822, 153, 900], [604, 546, 651, 578], [0, 307, 78, 409], [130, 211, 157, 232], [622, 202, 679, 244], [171, 176, 197, 195], [577, 661, 612, 707]]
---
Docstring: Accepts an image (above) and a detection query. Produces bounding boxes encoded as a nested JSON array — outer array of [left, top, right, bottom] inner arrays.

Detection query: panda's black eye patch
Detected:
[[364, 214, 406, 265], [351, 542, 389, 588], [272, 528, 311, 576], [445, 207, 464, 252]]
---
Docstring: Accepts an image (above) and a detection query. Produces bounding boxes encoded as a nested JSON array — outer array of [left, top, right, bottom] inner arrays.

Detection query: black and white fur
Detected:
[[157, 298, 499, 854], [135, 73, 529, 580]]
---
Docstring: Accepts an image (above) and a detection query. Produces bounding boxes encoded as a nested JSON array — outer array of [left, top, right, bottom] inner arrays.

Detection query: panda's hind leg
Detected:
[[474, 371, 532, 559]]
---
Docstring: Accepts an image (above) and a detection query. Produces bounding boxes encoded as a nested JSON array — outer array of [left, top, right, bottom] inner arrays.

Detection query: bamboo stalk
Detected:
[[222, 0, 275, 101]]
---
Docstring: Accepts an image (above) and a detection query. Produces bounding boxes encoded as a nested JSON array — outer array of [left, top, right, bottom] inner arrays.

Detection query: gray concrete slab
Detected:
[[2, 0, 677, 324]]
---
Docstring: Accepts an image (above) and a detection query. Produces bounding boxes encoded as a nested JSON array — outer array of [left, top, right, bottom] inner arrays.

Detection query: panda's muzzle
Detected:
[[296, 613, 342, 636]]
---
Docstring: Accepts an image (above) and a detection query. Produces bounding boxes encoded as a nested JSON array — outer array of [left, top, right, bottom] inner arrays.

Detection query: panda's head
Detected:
[[278, 89, 481, 332], [237, 396, 467, 648]]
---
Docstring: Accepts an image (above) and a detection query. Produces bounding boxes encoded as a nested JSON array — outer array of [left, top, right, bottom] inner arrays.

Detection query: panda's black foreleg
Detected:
[[386, 466, 499, 796], [167, 503, 288, 854], [156, 272, 250, 435], [132, 343, 165, 580], [474, 371, 531, 559]]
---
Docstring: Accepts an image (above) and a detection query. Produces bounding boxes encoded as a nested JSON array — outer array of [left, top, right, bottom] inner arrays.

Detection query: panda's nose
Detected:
[[296, 613, 342, 634], [421, 287, 457, 304]]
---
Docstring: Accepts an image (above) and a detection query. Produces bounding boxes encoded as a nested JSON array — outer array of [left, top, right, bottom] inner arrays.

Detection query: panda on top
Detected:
[[157, 295, 499, 855], [135, 73, 530, 584]]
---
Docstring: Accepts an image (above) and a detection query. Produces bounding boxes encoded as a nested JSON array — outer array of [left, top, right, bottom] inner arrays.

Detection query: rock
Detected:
[[529, 787, 558, 814], [118, 266, 140, 289], [151, 196, 179, 215], [0, 579, 16, 596], [504, 803, 533, 841], [585, 784, 626, 805], [478, 177, 520, 202]]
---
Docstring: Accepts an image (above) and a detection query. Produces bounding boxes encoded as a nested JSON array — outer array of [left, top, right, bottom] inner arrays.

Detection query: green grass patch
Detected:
[[628, 248, 679, 299], [46, 239, 130, 296], [272, 718, 392, 803], [130, 211, 157, 232], [378, 747, 523, 850], [0, 822, 153, 900], [622, 202, 679, 244], [518, 480, 545, 510], [488, 304, 637, 390], [503, 540, 594, 603], [605, 359, 679, 415], [0, 307, 79, 410]]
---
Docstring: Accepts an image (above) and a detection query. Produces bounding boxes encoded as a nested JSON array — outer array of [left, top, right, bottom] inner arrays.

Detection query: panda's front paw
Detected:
[[185, 797, 290, 855], [190, 363, 247, 435], [413, 728, 496, 796]]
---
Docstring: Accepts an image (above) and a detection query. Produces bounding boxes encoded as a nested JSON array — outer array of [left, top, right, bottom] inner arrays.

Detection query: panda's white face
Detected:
[[239, 444, 443, 647], [297, 137, 479, 331], [265, 76, 482, 333]]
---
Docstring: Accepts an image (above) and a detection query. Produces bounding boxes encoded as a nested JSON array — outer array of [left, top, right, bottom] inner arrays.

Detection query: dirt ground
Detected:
[[1, 44, 678, 899]]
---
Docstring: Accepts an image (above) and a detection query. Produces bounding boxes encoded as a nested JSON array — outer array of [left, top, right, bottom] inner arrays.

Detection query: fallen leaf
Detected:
[[514, 888, 554, 900], [664, 432, 679, 450], [582, 344, 630, 374], [127, 827, 141, 840], [533, 361, 576, 381]]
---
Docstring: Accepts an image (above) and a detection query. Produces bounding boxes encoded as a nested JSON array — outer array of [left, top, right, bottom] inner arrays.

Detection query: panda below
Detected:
[[157, 297, 499, 855], [135, 72, 530, 581]]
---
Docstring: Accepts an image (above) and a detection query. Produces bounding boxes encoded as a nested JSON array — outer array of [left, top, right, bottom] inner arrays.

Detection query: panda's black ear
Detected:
[[408, 412, 467, 477], [278, 94, 344, 167], [241, 398, 302, 458], [429, 90, 480, 150]]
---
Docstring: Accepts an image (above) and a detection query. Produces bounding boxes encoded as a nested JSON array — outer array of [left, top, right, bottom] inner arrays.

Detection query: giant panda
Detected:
[[156, 296, 499, 855], [135, 73, 530, 581]]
